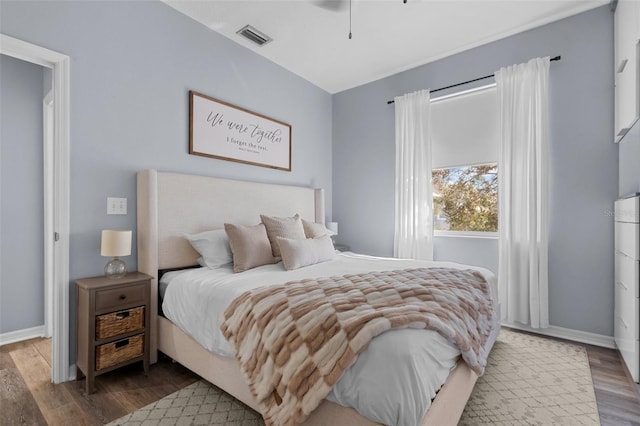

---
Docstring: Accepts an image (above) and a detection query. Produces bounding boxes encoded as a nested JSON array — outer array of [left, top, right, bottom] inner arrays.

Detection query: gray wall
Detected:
[[0, 1, 332, 355], [619, 119, 640, 197], [333, 6, 616, 336], [0, 55, 45, 333]]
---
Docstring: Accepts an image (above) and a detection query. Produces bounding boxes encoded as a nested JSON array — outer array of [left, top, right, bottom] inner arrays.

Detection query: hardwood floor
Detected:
[[1, 332, 639, 425], [0, 338, 198, 426], [587, 344, 640, 425]]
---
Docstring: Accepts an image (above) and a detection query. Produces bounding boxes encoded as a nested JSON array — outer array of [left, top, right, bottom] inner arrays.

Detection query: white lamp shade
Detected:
[[101, 230, 132, 257], [327, 222, 338, 236]]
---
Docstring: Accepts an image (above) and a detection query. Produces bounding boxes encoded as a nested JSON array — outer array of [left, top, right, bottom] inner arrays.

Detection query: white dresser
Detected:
[[615, 195, 640, 383]]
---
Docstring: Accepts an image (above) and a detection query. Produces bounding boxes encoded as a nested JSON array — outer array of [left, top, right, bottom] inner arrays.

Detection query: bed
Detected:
[[137, 169, 499, 426]]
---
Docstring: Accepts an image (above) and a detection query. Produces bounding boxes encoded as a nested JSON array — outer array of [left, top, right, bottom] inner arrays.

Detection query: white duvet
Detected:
[[161, 252, 500, 426]]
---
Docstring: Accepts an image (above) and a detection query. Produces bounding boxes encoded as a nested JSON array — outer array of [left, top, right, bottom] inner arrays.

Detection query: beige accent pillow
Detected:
[[277, 235, 336, 271], [260, 214, 306, 259], [301, 218, 332, 239], [224, 223, 275, 273]]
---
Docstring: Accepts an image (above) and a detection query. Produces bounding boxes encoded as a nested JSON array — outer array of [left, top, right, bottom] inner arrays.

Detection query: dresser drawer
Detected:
[[95, 283, 146, 312], [616, 222, 640, 260], [615, 196, 640, 223], [96, 306, 145, 340], [615, 252, 640, 298], [615, 282, 639, 341], [615, 314, 640, 382]]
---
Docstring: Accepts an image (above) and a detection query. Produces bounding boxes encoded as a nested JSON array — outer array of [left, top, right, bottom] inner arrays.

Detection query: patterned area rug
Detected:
[[459, 329, 600, 425], [108, 329, 599, 425], [107, 380, 263, 426]]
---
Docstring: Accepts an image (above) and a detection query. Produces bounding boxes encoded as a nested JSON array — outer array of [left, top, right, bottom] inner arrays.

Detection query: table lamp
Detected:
[[101, 230, 132, 279]]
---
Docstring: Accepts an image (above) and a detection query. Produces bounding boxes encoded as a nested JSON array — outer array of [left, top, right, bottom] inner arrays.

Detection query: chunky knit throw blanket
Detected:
[[220, 267, 494, 426]]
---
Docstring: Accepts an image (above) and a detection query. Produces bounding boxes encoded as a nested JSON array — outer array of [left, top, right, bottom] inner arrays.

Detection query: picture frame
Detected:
[[189, 91, 292, 171]]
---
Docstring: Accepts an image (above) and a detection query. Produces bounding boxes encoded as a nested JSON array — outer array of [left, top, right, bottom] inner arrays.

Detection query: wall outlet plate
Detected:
[[107, 197, 127, 215]]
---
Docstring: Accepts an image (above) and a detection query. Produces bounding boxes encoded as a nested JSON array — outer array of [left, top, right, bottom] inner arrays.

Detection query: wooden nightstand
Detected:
[[75, 272, 151, 394]]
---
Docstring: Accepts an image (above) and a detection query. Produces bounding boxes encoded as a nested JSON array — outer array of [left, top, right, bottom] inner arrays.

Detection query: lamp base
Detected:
[[104, 257, 127, 279]]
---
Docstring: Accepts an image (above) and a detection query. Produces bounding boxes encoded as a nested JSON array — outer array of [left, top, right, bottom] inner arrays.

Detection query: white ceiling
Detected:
[[163, 0, 609, 94]]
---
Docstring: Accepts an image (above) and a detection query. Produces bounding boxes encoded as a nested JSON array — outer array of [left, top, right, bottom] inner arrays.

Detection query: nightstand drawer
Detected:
[[95, 284, 145, 312], [95, 334, 144, 371], [96, 306, 145, 340]]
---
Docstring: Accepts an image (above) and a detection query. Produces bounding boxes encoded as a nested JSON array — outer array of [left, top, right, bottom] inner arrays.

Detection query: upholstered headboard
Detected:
[[136, 169, 325, 362]]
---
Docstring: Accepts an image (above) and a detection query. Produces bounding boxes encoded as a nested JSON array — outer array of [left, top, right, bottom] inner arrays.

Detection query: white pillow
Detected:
[[184, 229, 233, 268], [276, 235, 336, 271]]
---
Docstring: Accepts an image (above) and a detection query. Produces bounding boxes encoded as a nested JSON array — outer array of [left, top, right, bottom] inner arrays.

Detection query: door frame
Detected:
[[43, 89, 54, 339], [1, 34, 71, 383]]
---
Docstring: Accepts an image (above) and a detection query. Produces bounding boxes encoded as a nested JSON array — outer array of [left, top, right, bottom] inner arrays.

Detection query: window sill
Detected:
[[434, 231, 498, 240]]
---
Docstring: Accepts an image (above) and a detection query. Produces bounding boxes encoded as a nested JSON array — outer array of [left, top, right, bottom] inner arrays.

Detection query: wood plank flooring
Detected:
[[0, 338, 197, 426], [587, 344, 640, 425], [1, 331, 639, 425]]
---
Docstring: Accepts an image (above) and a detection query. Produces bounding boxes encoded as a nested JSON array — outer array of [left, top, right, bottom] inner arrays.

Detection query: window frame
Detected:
[[432, 162, 498, 238]]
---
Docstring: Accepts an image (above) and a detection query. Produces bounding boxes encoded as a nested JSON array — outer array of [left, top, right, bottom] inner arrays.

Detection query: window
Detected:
[[430, 84, 498, 235], [433, 164, 498, 232]]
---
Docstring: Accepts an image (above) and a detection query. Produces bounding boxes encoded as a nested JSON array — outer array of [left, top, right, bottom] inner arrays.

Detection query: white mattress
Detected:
[[161, 252, 499, 426]]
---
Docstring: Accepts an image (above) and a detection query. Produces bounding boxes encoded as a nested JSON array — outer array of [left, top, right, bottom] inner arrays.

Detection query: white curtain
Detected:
[[393, 90, 433, 260], [495, 57, 550, 328]]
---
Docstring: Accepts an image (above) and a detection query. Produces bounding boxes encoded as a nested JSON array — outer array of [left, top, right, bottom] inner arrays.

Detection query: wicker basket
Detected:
[[95, 334, 144, 370], [96, 306, 144, 340]]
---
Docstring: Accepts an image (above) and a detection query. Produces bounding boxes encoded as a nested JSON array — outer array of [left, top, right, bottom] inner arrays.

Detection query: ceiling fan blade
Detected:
[[312, 0, 349, 12]]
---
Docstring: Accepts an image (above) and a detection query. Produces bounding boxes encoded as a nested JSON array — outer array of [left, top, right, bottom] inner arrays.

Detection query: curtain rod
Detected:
[[386, 55, 561, 105]]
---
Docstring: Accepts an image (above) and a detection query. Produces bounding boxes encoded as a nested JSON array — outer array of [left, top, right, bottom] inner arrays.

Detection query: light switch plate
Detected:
[[107, 197, 127, 215]]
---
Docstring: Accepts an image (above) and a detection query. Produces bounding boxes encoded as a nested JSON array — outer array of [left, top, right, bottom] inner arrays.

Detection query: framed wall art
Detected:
[[189, 91, 292, 171]]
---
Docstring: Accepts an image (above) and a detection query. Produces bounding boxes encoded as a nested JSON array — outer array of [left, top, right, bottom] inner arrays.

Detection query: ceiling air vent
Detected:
[[236, 25, 272, 46]]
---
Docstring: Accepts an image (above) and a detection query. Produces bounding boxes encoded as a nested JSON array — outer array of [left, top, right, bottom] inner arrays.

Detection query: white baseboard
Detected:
[[502, 322, 616, 349], [0, 325, 46, 347]]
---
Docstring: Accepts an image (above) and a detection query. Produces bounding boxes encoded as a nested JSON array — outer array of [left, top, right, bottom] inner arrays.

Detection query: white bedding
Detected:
[[161, 252, 500, 426]]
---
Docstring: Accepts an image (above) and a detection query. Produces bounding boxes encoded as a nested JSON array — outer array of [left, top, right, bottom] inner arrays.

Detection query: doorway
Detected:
[[0, 34, 70, 384], [1, 55, 47, 341]]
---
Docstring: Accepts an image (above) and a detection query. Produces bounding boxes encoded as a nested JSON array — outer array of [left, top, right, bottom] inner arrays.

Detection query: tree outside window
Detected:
[[432, 164, 498, 232]]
